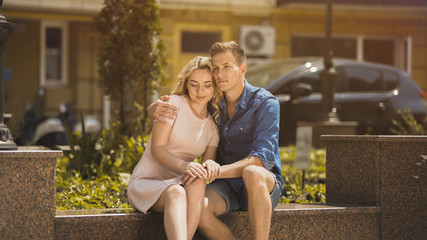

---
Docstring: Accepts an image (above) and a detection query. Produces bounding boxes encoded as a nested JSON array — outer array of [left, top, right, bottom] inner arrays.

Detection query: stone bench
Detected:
[[54, 204, 380, 240], [1, 135, 426, 239]]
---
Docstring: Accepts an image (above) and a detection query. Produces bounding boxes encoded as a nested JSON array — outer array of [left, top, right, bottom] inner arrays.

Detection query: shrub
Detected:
[[63, 118, 146, 179], [56, 171, 131, 210], [279, 146, 326, 203], [57, 137, 326, 209], [390, 104, 427, 135]]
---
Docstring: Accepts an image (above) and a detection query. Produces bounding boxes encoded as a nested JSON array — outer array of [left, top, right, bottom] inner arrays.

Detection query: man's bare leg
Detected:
[[242, 165, 276, 240], [197, 188, 236, 240]]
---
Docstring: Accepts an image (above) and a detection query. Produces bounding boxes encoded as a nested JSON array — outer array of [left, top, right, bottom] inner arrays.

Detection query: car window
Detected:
[[344, 66, 382, 92], [245, 58, 319, 88], [293, 71, 322, 93], [383, 70, 399, 90]]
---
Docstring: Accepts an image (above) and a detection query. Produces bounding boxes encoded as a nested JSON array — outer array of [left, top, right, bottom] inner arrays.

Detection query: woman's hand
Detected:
[[202, 160, 221, 182], [183, 161, 207, 179], [182, 162, 207, 186]]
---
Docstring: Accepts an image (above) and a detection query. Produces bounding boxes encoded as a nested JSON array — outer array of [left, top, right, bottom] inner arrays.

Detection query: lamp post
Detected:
[[320, 0, 339, 122], [0, 0, 17, 150]]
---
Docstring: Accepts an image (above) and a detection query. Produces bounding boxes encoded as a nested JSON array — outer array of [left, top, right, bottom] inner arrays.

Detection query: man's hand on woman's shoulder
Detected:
[[148, 95, 179, 122]]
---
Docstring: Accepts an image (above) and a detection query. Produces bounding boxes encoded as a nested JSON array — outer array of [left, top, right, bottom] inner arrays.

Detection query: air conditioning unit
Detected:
[[240, 25, 276, 57]]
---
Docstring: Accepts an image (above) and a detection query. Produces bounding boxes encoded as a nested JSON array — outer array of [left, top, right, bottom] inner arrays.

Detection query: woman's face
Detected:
[[186, 68, 215, 106]]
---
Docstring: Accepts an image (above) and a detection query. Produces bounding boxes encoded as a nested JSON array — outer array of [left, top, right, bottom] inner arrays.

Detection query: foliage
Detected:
[[279, 146, 326, 203], [63, 116, 146, 179], [390, 102, 427, 135], [57, 143, 327, 209], [56, 170, 131, 210], [95, 0, 167, 133]]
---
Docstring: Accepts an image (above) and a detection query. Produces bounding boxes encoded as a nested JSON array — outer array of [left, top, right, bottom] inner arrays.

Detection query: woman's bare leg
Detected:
[[184, 178, 206, 240], [151, 185, 188, 240]]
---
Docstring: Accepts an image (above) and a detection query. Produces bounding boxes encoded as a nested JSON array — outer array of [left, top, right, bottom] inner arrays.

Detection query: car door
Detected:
[[334, 65, 397, 135], [273, 67, 328, 144]]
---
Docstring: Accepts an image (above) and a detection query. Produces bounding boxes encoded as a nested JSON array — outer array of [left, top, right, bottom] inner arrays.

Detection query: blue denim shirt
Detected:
[[216, 80, 284, 193]]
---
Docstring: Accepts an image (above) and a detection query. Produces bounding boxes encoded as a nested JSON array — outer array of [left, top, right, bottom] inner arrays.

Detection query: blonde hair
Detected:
[[171, 56, 222, 122], [209, 41, 246, 66]]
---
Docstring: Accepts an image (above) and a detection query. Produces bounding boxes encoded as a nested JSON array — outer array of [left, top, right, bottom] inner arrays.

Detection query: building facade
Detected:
[[3, 0, 427, 135]]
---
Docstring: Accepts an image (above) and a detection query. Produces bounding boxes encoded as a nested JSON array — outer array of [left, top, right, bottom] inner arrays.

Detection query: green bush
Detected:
[[56, 118, 146, 209], [57, 143, 326, 209], [56, 171, 131, 210], [390, 103, 427, 135], [63, 119, 146, 179], [279, 146, 326, 203]]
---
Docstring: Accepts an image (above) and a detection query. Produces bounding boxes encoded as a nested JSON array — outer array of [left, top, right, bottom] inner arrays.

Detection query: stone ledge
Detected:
[[321, 135, 427, 142], [55, 203, 380, 240]]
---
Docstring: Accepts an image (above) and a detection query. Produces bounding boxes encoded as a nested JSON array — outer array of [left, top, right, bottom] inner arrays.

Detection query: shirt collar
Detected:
[[237, 80, 252, 110], [218, 79, 253, 111]]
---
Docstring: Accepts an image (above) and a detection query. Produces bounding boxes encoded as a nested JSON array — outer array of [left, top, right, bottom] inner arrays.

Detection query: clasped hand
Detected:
[[182, 160, 221, 185]]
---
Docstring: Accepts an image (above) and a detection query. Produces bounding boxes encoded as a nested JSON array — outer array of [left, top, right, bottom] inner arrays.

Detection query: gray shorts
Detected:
[[206, 175, 282, 215]]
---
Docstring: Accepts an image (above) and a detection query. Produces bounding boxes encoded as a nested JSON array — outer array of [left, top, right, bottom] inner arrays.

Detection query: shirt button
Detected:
[[228, 141, 231, 144], [226, 127, 228, 130]]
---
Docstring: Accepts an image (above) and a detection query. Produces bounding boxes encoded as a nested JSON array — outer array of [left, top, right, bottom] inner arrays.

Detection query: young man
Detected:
[[150, 41, 283, 240]]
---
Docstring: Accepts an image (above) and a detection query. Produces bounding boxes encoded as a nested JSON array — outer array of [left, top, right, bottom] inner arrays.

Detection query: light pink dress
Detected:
[[127, 95, 219, 214]]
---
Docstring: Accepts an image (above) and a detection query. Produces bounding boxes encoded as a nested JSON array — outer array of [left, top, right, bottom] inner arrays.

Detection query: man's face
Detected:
[[212, 51, 246, 93]]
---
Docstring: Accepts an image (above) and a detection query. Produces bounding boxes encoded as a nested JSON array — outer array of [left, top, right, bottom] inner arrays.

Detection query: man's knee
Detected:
[[242, 165, 272, 193], [242, 165, 266, 184]]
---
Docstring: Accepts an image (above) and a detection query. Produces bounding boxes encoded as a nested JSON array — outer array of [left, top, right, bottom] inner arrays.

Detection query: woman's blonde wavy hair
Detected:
[[171, 56, 222, 122]]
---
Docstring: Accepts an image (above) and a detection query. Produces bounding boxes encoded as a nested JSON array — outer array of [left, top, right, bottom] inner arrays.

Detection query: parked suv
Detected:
[[245, 57, 427, 145]]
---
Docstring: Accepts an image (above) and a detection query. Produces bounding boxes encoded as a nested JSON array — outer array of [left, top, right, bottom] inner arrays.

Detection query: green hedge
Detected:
[[56, 149, 325, 209], [56, 121, 326, 209]]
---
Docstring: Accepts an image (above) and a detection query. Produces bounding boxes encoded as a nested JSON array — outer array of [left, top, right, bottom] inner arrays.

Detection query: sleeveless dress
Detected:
[[127, 95, 219, 214]]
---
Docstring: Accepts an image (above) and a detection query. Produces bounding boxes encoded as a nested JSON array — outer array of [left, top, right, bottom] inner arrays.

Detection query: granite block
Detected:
[[0, 150, 62, 240], [325, 137, 381, 206], [298, 121, 358, 148], [55, 204, 380, 240], [322, 135, 427, 240]]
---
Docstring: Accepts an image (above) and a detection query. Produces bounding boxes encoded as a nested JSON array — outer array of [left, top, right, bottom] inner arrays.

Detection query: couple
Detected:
[[128, 41, 284, 240]]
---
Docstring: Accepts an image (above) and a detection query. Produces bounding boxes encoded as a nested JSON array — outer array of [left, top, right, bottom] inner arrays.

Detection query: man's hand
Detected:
[[148, 95, 178, 122], [202, 160, 221, 182]]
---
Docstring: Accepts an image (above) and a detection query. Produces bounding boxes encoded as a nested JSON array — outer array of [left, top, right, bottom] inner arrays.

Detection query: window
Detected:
[[383, 71, 399, 90], [344, 67, 382, 92], [292, 36, 356, 59], [41, 20, 68, 87], [181, 31, 221, 53], [363, 39, 394, 66], [294, 71, 322, 93], [291, 35, 408, 71]]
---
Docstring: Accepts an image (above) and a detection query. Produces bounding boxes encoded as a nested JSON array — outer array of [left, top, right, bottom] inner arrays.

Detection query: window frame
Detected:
[[40, 20, 69, 87], [291, 34, 409, 72]]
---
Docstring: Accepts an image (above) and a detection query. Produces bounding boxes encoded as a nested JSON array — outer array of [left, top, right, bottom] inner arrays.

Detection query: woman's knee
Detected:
[[164, 185, 186, 200], [185, 177, 206, 191]]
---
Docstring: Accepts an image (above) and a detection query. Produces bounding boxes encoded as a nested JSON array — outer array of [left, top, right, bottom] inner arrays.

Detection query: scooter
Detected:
[[15, 89, 101, 147]]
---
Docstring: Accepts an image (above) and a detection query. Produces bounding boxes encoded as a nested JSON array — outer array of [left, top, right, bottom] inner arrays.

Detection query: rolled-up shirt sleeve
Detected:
[[248, 97, 280, 170]]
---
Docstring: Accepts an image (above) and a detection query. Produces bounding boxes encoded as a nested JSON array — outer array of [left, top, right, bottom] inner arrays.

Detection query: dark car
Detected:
[[245, 57, 427, 145]]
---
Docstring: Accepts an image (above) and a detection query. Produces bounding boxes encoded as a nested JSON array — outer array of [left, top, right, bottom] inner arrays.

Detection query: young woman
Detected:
[[127, 56, 222, 240]]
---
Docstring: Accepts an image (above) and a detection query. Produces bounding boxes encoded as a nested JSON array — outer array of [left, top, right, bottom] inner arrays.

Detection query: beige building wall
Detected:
[[2, 1, 427, 136]]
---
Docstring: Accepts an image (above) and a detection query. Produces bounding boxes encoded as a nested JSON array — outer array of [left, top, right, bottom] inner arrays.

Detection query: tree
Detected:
[[95, 0, 166, 135]]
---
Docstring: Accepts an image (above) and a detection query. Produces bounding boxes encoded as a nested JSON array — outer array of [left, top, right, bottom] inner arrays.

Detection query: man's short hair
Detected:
[[209, 41, 246, 66]]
